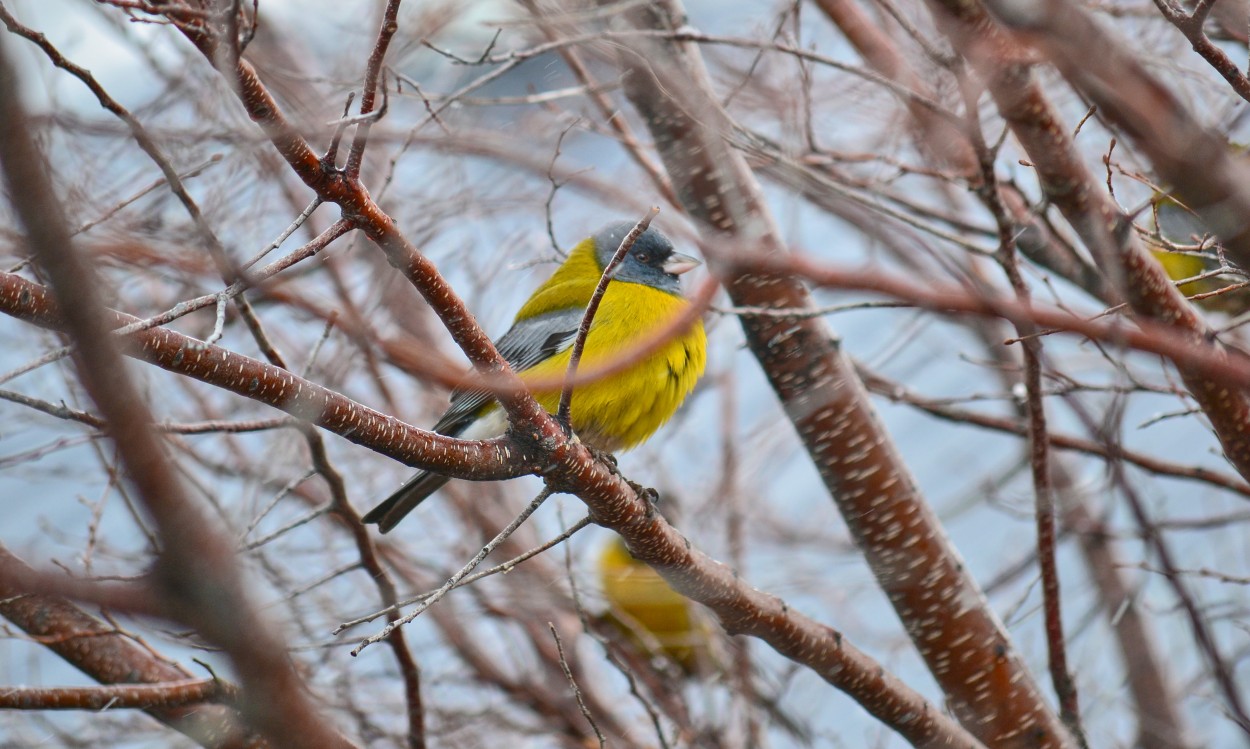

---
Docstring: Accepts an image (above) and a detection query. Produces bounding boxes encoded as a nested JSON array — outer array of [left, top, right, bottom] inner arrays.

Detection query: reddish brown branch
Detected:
[[772, 254, 1250, 386], [0, 34, 349, 748], [0, 545, 263, 749], [597, 2, 1071, 745], [0, 271, 533, 482], [343, 0, 400, 179], [0, 679, 237, 710], [263, 271, 716, 406]]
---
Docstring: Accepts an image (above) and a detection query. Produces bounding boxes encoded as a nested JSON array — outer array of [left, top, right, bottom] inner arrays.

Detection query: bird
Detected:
[[1151, 195, 1250, 314], [597, 534, 715, 675], [597, 535, 814, 739], [363, 222, 708, 533], [1152, 247, 1250, 314]]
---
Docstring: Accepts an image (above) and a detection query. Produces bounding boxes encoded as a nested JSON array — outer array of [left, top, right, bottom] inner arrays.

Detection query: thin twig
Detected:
[[333, 515, 592, 632], [324, 92, 356, 167], [544, 119, 581, 258], [343, 0, 401, 179], [714, 300, 911, 318], [557, 208, 659, 425], [242, 198, 323, 270], [549, 622, 606, 749], [352, 488, 554, 655]]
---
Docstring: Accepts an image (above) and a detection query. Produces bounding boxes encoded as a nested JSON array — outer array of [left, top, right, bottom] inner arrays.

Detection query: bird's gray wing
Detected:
[[431, 307, 584, 435]]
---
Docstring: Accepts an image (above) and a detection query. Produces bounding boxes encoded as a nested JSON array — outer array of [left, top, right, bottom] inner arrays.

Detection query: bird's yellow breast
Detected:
[[521, 281, 706, 451]]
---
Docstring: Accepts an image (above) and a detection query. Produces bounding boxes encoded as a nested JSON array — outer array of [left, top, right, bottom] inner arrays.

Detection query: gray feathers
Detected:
[[431, 307, 583, 436]]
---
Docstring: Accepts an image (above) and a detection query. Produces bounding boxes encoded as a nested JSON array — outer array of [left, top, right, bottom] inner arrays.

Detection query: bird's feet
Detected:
[[554, 412, 576, 442], [628, 481, 660, 509], [588, 445, 619, 472]]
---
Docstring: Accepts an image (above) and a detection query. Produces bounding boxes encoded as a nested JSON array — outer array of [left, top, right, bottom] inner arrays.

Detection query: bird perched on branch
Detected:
[[363, 222, 707, 533], [597, 534, 716, 676], [1150, 195, 1250, 314], [598, 536, 812, 739]]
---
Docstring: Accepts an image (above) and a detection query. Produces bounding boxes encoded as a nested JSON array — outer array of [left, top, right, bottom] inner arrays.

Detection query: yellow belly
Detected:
[[521, 282, 706, 451], [599, 536, 708, 673]]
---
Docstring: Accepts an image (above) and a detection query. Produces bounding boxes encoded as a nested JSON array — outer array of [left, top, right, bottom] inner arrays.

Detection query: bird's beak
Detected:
[[663, 252, 701, 275]]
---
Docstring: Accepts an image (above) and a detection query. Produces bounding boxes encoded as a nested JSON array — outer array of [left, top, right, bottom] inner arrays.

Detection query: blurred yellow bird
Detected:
[[364, 222, 707, 533], [1151, 248, 1250, 314], [600, 536, 814, 738], [597, 534, 714, 675], [1151, 196, 1250, 314]]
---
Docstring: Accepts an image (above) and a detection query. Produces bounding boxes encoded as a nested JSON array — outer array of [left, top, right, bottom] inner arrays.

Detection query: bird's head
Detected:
[[591, 222, 700, 294]]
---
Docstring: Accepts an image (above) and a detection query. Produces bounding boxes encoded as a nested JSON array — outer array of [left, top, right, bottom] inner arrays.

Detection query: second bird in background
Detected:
[[1151, 194, 1250, 315], [364, 222, 708, 533], [597, 534, 718, 676]]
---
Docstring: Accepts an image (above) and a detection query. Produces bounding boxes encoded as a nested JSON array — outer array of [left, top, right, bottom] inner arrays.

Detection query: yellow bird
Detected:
[[597, 534, 714, 675], [1151, 195, 1250, 313], [1151, 248, 1250, 314], [598, 536, 815, 741], [364, 222, 707, 533]]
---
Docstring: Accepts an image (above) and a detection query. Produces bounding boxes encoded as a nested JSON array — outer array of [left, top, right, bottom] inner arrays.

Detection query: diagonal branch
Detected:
[[594, 2, 1074, 746], [558, 208, 658, 424], [0, 30, 352, 749], [927, 0, 1250, 491], [0, 543, 263, 749], [0, 271, 534, 482]]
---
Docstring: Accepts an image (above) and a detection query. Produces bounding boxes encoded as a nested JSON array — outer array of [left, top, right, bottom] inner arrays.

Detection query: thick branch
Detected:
[[598, 2, 1073, 746], [0, 679, 236, 711], [928, 0, 1250, 489], [0, 544, 263, 749], [0, 271, 535, 482], [0, 34, 351, 748]]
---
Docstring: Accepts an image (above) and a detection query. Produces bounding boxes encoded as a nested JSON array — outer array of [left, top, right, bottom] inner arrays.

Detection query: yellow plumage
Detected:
[[1151, 248, 1250, 314], [598, 535, 711, 674], [363, 223, 707, 532], [1151, 194, 1250, 314], [518, 238, 706, 450]]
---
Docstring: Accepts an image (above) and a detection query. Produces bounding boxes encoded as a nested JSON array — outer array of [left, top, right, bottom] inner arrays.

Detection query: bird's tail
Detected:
[[362, 470, 452, 533]]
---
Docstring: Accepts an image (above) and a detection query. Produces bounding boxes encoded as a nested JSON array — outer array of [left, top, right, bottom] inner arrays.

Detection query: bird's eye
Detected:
[[637, 252, 651, 263]]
